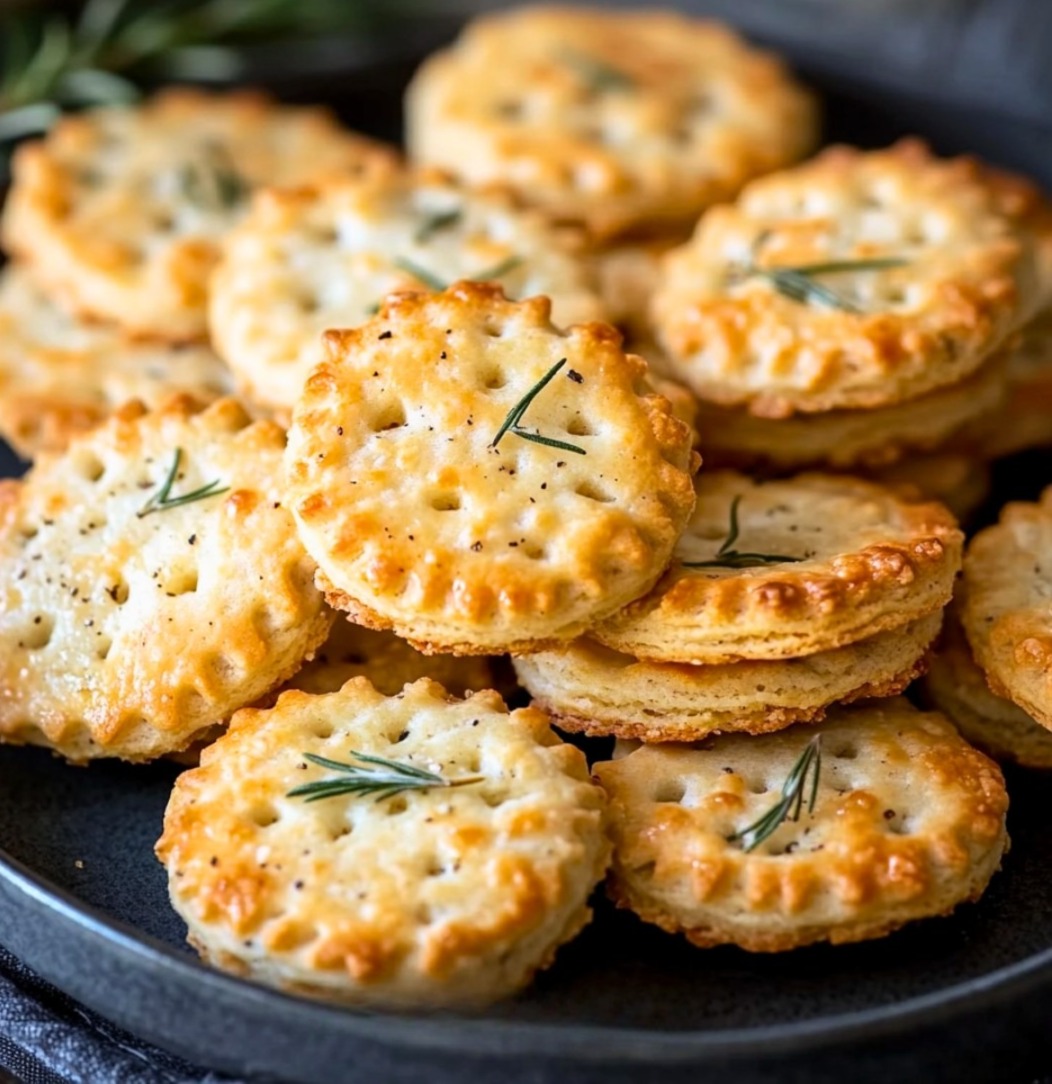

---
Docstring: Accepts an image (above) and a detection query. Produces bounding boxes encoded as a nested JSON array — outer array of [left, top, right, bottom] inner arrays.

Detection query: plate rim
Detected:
[[3, 840, 1052, 1067]]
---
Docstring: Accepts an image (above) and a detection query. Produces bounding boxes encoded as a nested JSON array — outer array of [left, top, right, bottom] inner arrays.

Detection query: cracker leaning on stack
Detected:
[[0, 2, 1037, 1007]]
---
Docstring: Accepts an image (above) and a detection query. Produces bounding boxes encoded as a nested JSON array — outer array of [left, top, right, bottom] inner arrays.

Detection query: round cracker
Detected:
[[513, 611, 939, 742], [961, 486, 1052, 730], [406, 6, 817, 241], [594, 699, 1008, 951], [924, 609, 1052, 769], [0, 265, 234, 459], [0, 397, 332, 762], [1, 89, 398, 342], [211, 169, 605, 414], [592, 471, 961, 664], [282, 618, 496, 699], [692, 354, 1007, 472], [652, 140, 1052, 416], [156, 677, 609, 1007], [285, 282, 698, 655]]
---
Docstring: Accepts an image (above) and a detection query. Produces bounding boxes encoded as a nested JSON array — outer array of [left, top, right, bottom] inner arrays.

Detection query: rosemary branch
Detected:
[[490, 358, 587, 456], [287, 750, 483, 804], [137, 447, 228, 518], [730, 736, 822, 852], [0, 0, 388, 147], [683, 495, 801, 569]]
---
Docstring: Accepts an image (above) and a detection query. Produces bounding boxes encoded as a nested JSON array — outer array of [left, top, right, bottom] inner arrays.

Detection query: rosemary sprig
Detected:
[[414, 208, 462, 244], [287, 750, 483, 804], [683, 495, 802, 569], [0, 0, 391, 148], [392, 254, 524, 293], [490, 358, 587, 456], [560, 48, 635, 93], [137, 447, 229, 518], [744, 257, 908, 314], [730, 736, 822, 853], [178, 143, 248, 211]]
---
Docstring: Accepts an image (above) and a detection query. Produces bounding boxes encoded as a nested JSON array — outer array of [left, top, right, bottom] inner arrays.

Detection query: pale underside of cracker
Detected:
[[692, 353, 1007, 471], [513, 610, 940, 742], [651, 140, 1052, 415], [0, 266, 234, 458], [156, 678, 609, 1007], [211, 171, 606, 413], [1, 89, 398, 342], [0, 397, 332, 763], [594, 700, 1008, 951], [405, 6, 817, 240], [924, 612, 1052, 769], [961, 486, 1052, 730], [280, 618, 496, 699], [285, 283, 698, 655], [592, 470, 961, 664]]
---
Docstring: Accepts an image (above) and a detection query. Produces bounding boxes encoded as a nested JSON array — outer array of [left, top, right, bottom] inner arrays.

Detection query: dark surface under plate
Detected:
[[4, 14, 1052, 1082]]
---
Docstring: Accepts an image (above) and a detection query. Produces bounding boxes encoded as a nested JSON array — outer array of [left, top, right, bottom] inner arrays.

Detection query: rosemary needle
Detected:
[[490, 358, 587, 455], [137, 448, 228, 518], [391, 254, 523, 294], [287, 750, 483, 804], [682, 495, 801, 569], [730, 736, 822, 853], [560, 48, 635, 93], [414, 208, 462, 243], [745, 257, 908, 314]]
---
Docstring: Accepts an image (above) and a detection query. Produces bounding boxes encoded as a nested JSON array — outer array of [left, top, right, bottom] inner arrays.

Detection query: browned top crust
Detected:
[[595, 700, 1008, 951], [652, 140, 1052, 415], [593, 470, 962, 663], [157, 677, 609, 1006], [961, 485, 1052, 729], [1, 89, 398, 341], [285, 282, 698, 655], [0, 396, 332, 762], [406, 5, 818, 241]]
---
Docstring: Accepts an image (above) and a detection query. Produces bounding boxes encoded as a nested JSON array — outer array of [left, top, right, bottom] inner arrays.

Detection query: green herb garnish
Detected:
[[730, 736, 822, 853], [490, 358, 587, 456], [392, 254, 523, 294], [0, 0, 394, 150], [287, 749, 483, 804], [414, 208, 462, 244], [178, 144, 248, 211], [561, 48, 635, 93], [137, 447, 228, 518], [683, 495, 802, 569], [744, 257, 907, 314]]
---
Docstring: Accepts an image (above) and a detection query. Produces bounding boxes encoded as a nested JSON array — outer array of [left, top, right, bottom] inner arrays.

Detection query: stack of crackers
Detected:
[[0, 3, 1045, 1008]]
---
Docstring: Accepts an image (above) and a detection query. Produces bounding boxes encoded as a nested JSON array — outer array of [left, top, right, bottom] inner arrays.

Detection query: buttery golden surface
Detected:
[[0, 397, 331, 762], [211, 169, 604, 413], [925, 609, 1052, 769], [157, 678, 609, 1007], [652, 140, 1052, 415], [595, 700, 1008, 951], [1, 89, 398, 341], [961, 486, 1052, 730], [285, 283, 698, 655], [280, 618, 496, 699], [513, 612, 939, 742], [868, 452, 991, 525], [406, 5, 817, 240], [0, 265, 233, 459], [593, 471, 961, 664]]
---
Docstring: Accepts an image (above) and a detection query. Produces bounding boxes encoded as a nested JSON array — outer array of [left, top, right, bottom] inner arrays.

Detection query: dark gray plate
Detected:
[[4, 21, 1052, 1082]]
